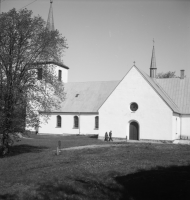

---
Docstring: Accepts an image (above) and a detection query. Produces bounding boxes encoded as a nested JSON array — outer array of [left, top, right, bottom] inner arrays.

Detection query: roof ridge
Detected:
[[134, 66, 180, 113]]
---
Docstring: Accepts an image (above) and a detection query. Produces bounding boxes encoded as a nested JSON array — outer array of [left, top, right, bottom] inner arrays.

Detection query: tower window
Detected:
[[95, 116, 99, 129], [58, 70, 62, 81], [74, 116, 79, 128], [37, 68, 43, 80], [57, 115, 61, 127]]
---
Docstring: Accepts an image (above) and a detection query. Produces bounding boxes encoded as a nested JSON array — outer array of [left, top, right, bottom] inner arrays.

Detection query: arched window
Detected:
[[57, 115, 61, 127], [95, 116, 99, 129], [58, 70, 62, 81], [74, 116, 79, 128]]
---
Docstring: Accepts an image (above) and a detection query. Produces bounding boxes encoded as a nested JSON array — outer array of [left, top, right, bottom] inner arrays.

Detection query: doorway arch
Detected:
[[129, 121, 139, 140]]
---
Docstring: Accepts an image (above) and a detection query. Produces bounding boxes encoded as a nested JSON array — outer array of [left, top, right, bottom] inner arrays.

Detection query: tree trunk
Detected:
[[1, 77, 14, 154]]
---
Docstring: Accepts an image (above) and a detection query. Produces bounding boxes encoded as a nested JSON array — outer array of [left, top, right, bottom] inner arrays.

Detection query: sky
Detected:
[[1, 0, 190, 82]]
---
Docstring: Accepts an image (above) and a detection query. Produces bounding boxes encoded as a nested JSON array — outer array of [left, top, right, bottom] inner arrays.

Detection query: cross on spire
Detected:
[[47, 0, 54, 31]]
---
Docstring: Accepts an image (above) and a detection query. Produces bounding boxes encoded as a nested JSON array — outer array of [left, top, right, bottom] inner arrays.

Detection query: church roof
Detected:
[[45, 66, 189, 115], [156, 78, 190, 114], [34, 61, 69, 69], [132, 66, 180, 114], [57, 81, 119, 113]]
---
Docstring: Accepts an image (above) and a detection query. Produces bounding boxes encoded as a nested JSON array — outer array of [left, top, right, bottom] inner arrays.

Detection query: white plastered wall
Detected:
[[25, 64, 68, 132], [53, 65, 68, 83], [180, 115, 190, 138], [172, 113, 181, 140], [99, 67, 174, 141], [38, 113, 99, 135]]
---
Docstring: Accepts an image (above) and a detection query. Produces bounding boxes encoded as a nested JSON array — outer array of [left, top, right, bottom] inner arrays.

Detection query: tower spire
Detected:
[[0, 0, 2, 15], [150, 39, 157, 78], [47, 0, 54, 31]]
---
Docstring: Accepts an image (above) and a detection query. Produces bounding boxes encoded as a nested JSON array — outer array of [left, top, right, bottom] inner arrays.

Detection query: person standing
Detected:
[[109, 131, 113, 141], [104, 132, 108, 141]]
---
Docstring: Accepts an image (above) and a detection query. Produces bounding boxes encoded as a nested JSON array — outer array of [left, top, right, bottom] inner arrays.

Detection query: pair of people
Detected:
[[104, 131, 113, 141]]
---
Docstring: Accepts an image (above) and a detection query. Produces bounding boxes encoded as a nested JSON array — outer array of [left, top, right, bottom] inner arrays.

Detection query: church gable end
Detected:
[[99, 65, 174, 140]]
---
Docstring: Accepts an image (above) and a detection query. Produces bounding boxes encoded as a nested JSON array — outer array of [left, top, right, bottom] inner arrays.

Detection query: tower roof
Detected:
[[150, 41, 157, 69], [47, 0, 54, 31]]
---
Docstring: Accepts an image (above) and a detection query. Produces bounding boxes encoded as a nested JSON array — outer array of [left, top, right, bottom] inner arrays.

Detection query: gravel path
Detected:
[[60, 143, 127, 151], [59, 139, 163, 151], [55, 139, 190, 152]]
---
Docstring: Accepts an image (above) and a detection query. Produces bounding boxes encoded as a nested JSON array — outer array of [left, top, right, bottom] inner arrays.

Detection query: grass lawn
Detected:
[[0, 134, 190, 200]]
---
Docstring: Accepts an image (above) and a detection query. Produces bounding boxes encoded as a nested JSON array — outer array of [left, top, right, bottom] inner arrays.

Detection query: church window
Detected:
[[95, 116, 99, 129], [74, 116, 79, 128], [37, 68, 43, 80], [58, 70, 62, 81], [57, 115, 62, 127], [130, 103, 138, 112]]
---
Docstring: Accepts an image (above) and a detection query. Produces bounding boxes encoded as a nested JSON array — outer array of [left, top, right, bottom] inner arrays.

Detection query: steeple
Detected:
[[150, 39, 157, 78], [47, 0, 54, 31]]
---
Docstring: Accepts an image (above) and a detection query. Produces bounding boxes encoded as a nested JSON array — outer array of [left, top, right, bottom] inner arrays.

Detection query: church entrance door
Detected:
[[129, 121, 139, 140]]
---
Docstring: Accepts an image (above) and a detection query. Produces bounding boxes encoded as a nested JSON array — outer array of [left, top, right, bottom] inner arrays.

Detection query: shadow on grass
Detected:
[[26, 180, 85, 200], [1, 165, 190, 200], [0, 144, 48, 158], [115, 165, 190, 200], [0, 194, 19, 200], [0, 180, 85, 200]]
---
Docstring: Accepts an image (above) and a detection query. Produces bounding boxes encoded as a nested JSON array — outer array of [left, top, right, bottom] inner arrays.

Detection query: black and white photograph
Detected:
[[0, 0, 190, 199]]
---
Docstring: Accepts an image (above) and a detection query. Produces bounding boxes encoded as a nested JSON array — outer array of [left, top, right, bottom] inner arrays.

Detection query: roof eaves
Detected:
[[135, 66, 180, 114], [33, 61, 69, 69]]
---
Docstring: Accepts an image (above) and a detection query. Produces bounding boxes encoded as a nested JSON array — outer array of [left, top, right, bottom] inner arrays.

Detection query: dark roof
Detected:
[[34, 61, 69, 69]]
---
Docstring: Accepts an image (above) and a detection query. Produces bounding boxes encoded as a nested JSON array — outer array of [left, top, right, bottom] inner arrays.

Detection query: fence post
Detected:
[[56, 147, 59, 155]]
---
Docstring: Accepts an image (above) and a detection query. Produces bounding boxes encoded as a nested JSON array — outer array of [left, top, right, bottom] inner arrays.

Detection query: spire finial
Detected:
[[133, 61, 136, 66], [153, 38, 155, 46], [47, 0, 54, 31]]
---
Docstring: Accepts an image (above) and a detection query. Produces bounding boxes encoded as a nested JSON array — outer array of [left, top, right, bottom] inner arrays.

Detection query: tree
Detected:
[[156, 71, 177, 78], [0, 8, 68, 154]]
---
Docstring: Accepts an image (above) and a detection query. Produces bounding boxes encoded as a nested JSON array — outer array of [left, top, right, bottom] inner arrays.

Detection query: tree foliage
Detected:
[[0, 8, 68, 154], [156, 71, 177, 79]]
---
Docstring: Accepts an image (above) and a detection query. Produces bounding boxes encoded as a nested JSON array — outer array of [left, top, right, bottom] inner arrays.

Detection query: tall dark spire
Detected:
[[47, 0, 54, 31], [150, 39, 157, 78]]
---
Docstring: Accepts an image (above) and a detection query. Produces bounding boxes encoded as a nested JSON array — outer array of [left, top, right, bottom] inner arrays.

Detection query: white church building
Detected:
[[38, 44, 190, 142], [38, 1, 190, 142]]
